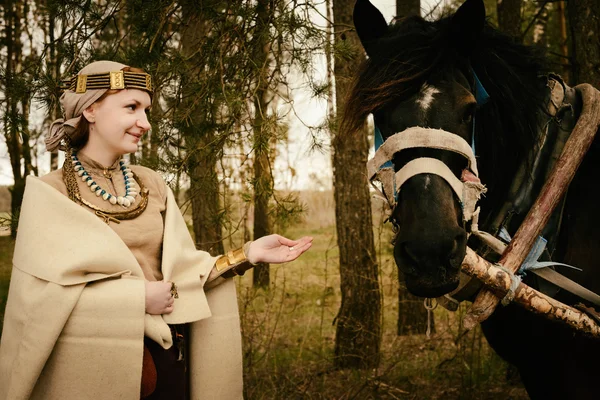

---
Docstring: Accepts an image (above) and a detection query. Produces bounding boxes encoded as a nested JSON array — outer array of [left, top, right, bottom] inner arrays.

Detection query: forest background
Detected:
[[1, 0, 599, 398]]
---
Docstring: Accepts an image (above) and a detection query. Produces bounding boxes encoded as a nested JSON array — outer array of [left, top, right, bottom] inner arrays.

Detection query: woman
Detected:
[[0, 60, 312, 400]]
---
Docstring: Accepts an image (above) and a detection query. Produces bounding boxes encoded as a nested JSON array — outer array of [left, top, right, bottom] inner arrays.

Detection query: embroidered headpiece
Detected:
[[59, 70, 153, 94]]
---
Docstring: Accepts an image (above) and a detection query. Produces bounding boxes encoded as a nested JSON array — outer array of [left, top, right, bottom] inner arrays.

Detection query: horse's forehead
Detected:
[[420, 76, 475, 110], [416, 84, 441, 113]]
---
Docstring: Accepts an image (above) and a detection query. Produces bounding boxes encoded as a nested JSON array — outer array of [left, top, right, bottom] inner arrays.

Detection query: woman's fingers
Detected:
[[145, 280, 178, 315], [287, 238, 313, 261], [164, 303, 175, 314]]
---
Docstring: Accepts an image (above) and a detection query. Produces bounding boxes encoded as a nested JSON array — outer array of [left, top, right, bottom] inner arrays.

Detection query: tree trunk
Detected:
[[556, 1, 570, 84], [3, 0, 26, 238], [332, 0, 382, 369], [396, 0, 420, 19], [46, 3, 60, 171], [252, 0, 274, 288], [397, 287, 431, 335], [567, 0, 600, 88], [497, 0, 522, 40], [181, 5, 224, 255], [531, 3, 549, 48], [389, 0, 429, 336], [189, 150, 225, 255]]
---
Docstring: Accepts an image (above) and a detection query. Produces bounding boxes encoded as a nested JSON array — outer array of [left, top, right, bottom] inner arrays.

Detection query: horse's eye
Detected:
[[462, 110, 474, 125]]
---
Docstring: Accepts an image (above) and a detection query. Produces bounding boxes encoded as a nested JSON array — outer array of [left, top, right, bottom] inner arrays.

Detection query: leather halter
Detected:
[[368, 127, 487, 224]]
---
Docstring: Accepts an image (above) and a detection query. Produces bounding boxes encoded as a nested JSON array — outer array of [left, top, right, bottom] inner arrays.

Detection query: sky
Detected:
[[0, 0, 442, 189], [274, 0, 440, 191]]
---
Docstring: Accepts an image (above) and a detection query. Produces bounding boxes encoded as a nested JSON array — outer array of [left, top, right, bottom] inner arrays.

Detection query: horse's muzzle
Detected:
[[404, 274, 461, 298]]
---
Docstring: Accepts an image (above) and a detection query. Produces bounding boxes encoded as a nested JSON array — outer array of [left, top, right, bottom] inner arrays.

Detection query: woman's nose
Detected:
[[137, 115, 151, 131]]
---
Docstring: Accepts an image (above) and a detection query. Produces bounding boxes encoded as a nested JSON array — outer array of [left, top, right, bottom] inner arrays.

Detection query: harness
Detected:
[[367, 127, 487, 224], [368, 73, 600, 312]]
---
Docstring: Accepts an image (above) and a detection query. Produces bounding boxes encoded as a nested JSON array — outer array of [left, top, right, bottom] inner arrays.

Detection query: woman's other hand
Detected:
[[247, 234, 313, 264], [145, 281, 175, 315]]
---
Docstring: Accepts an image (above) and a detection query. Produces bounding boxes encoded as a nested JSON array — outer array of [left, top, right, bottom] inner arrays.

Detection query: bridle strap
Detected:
[[368, 127, 486, 222], [394, 158, 464, 201], [367, 127, 479, 179]]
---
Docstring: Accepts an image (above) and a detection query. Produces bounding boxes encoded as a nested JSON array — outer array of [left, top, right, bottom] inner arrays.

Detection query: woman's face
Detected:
[[83, 89, 151, 159]]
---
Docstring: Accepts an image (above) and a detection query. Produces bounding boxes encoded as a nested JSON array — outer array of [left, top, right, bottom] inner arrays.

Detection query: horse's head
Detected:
[[352, 0, 488, 297]]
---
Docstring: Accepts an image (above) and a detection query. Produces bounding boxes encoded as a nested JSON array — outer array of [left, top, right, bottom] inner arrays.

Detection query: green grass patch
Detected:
[[234, 219, 526, 399], [0, 236, 14, 336]]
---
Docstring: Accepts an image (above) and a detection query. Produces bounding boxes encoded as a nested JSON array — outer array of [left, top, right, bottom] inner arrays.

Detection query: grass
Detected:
[[0, 191, 527, 399], [0, 236, 14, 335], [235, 221, 527, 399]]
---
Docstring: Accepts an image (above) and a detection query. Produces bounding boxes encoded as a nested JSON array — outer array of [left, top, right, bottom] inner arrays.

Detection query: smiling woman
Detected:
[[0, 60, 313, 400], [80, 84, 152, 161]]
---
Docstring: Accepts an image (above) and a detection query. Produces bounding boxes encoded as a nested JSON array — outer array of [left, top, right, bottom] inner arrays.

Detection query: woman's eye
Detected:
[[462, 111, 474, 125], [126, 104, 136, 111]]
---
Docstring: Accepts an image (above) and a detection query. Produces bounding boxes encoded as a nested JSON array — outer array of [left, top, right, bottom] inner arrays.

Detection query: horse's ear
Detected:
[[450, 0, 486, 56], [353, 0, 388, 56]]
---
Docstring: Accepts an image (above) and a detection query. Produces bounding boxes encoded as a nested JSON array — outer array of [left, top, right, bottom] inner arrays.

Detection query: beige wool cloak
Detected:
[[0, 176, 243, 400]]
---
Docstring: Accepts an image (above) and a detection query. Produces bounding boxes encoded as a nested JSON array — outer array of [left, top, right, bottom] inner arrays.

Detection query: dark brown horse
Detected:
[[348, 0, 600, 398]]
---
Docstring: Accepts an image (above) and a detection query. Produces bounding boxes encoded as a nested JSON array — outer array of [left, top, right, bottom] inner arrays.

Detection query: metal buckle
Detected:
[[75, 75, 87, 93], [146, 75, 152, 92], [110, 71, 125, 89], [215, 255, 230, 272]]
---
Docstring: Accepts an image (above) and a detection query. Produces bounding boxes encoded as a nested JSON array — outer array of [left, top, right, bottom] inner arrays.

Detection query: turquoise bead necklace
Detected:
[[71, 152, 139, 207]]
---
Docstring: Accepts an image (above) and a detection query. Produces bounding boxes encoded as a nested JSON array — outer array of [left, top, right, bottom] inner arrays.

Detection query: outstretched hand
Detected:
[[247, 234, 313, 264]]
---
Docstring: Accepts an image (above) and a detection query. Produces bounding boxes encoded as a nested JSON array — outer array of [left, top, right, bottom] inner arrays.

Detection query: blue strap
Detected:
[[518, 236, 582, 275], [374, 125, 393, 168], [473, 71, 490, 106], [519, 236, 548, 273], [471, 70, 490, 155]]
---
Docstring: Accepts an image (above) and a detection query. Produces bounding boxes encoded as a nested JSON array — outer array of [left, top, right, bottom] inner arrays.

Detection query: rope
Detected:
[[495, 264, 522, 306], [424, 298, 438, 338]]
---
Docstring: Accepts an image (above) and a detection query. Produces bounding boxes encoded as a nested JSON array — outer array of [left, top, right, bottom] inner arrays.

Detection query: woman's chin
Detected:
[[121, 143, 139, 154]]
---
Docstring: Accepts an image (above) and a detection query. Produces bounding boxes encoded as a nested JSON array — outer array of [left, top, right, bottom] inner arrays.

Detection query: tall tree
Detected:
[[497, 0, 522, 39], [251, 0, 275, 288], [393, 0, 429, 336], [567, 0, 600, 87], [556, 1, 570, 83], [2, 0, 31, 237], [179, 3, 225, 255], [42, 0, 62, 171], [332, 0, 382, 368]]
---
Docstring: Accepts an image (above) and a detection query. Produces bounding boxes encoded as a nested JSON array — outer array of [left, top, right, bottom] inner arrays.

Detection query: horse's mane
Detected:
[[344, 15, 552, 214]]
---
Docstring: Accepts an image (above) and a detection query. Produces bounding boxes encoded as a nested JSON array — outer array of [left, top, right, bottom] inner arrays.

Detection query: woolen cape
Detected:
[[0, 176, 243, 400]]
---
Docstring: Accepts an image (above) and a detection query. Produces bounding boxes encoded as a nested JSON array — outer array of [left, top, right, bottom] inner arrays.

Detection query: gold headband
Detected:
[[60, 71, 153, 94]]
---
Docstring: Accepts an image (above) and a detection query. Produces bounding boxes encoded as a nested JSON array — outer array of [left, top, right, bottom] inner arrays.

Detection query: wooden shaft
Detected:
[[461, 248, 600, 337], [464, 84, 600, 329]]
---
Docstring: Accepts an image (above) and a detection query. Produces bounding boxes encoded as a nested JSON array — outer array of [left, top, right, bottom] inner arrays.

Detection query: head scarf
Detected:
[[46, 61, 128, 152]]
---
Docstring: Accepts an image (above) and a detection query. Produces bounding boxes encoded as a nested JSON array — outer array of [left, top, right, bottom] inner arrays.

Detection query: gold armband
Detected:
[[213, 244, 253, 280], [205, 243, 255, 289]]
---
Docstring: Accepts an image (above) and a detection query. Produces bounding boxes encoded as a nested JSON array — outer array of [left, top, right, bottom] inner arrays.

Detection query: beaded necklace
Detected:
[[62, 143, 150, 224], [72, 152, 139, 207]]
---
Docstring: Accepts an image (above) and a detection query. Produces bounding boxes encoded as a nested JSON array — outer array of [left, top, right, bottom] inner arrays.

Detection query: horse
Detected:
[[347, 0, 600, 398]]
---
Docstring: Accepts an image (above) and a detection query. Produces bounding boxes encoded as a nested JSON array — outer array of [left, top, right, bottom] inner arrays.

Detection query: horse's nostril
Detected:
[[447, 233, 467, 265], [449, 238, 458, 257], [402, 243, 419, 264]]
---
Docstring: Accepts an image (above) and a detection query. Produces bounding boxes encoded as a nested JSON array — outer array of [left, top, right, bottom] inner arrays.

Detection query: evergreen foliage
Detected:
[[1, 0, 327, 246]]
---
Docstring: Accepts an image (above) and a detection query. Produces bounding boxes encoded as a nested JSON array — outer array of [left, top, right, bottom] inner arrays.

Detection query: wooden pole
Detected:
[[463, 84, 600, 329], [461, 247, 600, 337]]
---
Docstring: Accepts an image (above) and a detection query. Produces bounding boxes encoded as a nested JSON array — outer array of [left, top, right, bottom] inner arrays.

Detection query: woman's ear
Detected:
[[83, 105, 96, 123]]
